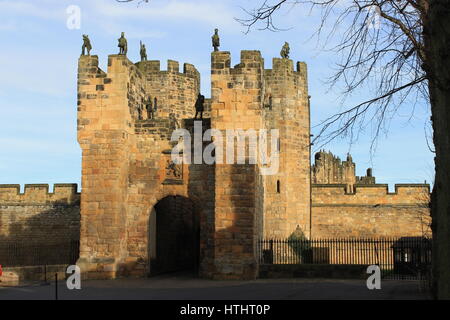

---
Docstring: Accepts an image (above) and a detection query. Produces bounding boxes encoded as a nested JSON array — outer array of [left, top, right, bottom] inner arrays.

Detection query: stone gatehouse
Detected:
[[0, 47, 430, 280]]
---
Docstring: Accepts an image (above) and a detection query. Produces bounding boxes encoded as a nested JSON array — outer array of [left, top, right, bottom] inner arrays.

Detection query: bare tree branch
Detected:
[[237, 0, 431, 152]]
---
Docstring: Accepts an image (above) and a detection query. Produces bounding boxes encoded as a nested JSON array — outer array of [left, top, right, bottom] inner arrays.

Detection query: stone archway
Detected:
[[148, 195, 200, 276]]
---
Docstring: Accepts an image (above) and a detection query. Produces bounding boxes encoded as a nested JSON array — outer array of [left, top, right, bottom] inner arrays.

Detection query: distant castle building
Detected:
[[0, 42, 430, 280], [312, 151, 375, 193]]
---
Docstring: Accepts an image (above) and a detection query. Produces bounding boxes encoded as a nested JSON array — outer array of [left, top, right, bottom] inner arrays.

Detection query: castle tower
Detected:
[[209, 50, 311, 279], [77, 55, 134, 277], [210, 50, 265, 279], [261, 58, 311, 239]]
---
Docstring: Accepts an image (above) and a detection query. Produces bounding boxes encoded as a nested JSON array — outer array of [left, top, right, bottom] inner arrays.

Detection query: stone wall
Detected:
[[0, 184, 80, 244], [311, 184, 431, 238]]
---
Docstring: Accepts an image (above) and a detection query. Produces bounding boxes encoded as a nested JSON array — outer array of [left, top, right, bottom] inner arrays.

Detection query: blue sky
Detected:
[[0, 0, 434, 191]]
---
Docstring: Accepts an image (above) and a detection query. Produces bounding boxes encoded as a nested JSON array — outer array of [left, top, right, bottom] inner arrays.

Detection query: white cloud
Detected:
[[0, 0, 239, 38], [90, 0, 240, 31]]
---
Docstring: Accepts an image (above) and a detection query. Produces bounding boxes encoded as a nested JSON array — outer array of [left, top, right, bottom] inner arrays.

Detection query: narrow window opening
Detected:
[[277, 180, 280, 193]]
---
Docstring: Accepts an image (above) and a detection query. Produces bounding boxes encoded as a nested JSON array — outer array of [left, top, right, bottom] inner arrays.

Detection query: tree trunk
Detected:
[[427, 0, 450, 300]]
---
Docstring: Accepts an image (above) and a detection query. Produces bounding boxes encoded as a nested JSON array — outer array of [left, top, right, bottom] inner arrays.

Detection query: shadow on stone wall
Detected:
[[186, 118, 216, 278], [210, 163, 259, 280], [0, 200, 81, 267]]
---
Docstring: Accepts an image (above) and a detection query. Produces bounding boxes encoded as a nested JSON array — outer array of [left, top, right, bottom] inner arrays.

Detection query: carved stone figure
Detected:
[[264, 93, 273, 110], [118, 32, 128, 55], [280, 41, 290, 59], [194, 93, 205, 120], [153, 97, 158, 114], [166, 160, 182, 179], [145, 96, 153, 119], [82, 35, 92, 56], [140, 41, 147, 61], [212, 28, 220, 52]]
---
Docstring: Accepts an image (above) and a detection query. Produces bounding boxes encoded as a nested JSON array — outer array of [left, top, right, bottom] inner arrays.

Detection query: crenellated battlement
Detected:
[[135, 59, 200, 79], [266, 58, 306, 75], [0, 184, 80, 204], [78, 54, 200, 89], [312, 183, 430, 206], [77, 54, 201, 137], [211, 50, 306, 79], [210, 50, 308, 106]]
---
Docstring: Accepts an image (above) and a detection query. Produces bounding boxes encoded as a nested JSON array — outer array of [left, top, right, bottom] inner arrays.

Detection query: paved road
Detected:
[[0, 274, 430, 300]]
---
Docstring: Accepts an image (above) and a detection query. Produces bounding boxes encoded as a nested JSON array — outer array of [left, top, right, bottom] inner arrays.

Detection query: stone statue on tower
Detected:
[[140, 41, 147, 61], [280, 41, 290, 59], [194, 93, 205, 120], [81, 35, 92, 56], [118, 32, 128, 55], [212, 28, 220, 52]]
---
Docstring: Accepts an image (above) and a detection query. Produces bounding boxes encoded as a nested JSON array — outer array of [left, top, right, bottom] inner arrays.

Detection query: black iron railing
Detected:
[[0, 240, 80, 267], [257, 237, 432, 280]]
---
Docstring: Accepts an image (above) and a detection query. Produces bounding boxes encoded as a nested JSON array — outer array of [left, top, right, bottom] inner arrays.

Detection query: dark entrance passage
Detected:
[[149, 196, 200, 276]]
